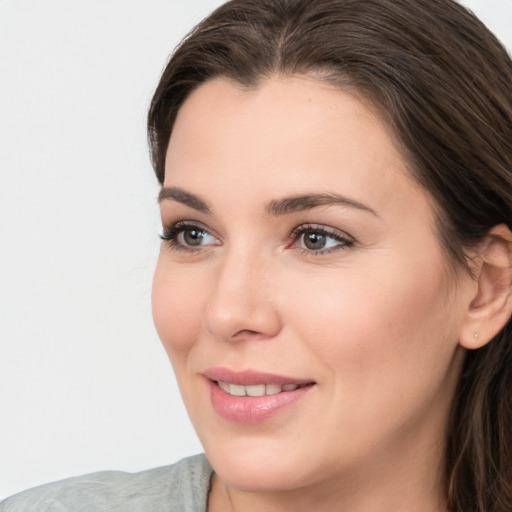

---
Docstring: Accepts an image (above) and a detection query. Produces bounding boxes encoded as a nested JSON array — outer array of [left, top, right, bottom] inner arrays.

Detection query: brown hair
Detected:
[[147, 1, 512, 510]]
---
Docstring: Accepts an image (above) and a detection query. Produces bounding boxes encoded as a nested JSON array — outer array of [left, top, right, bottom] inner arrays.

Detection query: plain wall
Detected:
[[1, 0, 511, 500]]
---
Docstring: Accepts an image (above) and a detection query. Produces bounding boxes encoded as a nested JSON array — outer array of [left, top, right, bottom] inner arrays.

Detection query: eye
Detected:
[[160, 221, 220, 251], [291, 224, 354, 254], [177, 227, 213, 247]]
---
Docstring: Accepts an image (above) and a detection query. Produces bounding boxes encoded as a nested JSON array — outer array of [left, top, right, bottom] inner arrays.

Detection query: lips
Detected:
[[203, 367, 314, 386], [203, 367, 315, 424]]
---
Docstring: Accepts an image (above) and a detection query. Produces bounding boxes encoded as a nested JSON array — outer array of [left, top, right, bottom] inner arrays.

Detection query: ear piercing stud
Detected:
[[473, 332, 479, 341]]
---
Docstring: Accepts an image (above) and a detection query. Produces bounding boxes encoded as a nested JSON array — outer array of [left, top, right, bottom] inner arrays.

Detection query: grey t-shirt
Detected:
[[0, 454, 213, 512]]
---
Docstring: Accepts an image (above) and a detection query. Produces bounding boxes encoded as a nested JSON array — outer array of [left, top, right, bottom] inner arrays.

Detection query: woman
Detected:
[[2, 0, 511, 511]]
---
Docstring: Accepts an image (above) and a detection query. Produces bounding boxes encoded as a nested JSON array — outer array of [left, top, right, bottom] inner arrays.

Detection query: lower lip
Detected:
[[208, 380, 314, 424]]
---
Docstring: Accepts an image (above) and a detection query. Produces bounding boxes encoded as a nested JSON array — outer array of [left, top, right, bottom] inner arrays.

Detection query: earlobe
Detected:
[[459, 224, 512, 350]]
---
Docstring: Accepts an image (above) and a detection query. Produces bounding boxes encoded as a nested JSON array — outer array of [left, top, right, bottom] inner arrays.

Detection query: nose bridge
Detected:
[[204, 243, 281, 342]]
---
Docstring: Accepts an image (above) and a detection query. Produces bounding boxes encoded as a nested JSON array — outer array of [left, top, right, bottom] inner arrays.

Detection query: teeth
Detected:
[[230, 384, 246, 397], [218, 381, 230, 393], [217, 381, 303, 397], [246, 384, 265, 397], [265, 384, 282, 395]]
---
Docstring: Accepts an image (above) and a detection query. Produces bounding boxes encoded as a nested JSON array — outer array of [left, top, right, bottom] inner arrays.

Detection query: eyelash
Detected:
[[160, 221, 216, 253], [160, 221, 355, 255], [289, 224, 355, 255]]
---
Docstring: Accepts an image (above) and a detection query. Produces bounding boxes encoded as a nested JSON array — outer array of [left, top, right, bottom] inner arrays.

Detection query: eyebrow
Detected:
[[158, 186, 378, 217], [266, 193, 379, 217], [158, 187, 212, 214]]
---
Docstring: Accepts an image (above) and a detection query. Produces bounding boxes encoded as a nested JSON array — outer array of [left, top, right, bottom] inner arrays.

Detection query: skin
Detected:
[[152, 76, 479, 512]]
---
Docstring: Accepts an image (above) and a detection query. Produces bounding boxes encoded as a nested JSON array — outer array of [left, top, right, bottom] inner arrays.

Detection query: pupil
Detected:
[[304, 232, 326, 250], [184, 229, 204, 246]]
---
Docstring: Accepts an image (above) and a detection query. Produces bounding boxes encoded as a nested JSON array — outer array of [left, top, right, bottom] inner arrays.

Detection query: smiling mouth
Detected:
[[206, 370, 316, 423], [216, 381, 314, 397]]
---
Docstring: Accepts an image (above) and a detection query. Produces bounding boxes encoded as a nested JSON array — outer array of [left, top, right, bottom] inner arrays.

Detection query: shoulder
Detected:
[[0, 454, 213, 512]]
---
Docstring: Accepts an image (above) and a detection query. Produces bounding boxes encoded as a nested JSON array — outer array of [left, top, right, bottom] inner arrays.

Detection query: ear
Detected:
[[459, 224, 512, 349]]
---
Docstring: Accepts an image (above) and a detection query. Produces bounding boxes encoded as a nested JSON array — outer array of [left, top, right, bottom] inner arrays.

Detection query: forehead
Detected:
[[168, 76, 388, 160], [165, 76, 425, 215]]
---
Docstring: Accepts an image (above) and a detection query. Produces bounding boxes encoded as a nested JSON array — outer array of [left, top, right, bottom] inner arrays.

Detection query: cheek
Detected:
[[283, 257, 459, 389], [280, 261, 463, 454], [151, 258, 205, 364]]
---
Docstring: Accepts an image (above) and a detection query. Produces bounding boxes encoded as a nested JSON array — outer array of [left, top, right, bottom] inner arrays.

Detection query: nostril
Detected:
[[233, 329, 261, 337]]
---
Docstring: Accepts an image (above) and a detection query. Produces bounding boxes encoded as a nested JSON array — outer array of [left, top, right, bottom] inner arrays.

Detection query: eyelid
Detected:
[[160, 220, 354, 255], [160, 220, 220, 251], [289, 223, 355, 255]]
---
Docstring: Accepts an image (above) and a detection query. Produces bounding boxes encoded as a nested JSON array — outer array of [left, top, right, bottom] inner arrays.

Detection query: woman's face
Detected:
[[152, 76, 473, 494]]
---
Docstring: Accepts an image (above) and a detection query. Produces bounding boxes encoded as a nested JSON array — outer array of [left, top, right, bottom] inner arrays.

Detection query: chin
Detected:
[[210, 453, 306, 492], [202, 435, 324, 493]]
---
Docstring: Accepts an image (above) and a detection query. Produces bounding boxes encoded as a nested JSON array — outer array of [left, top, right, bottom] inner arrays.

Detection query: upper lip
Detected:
[[203, 367, 315, 386]]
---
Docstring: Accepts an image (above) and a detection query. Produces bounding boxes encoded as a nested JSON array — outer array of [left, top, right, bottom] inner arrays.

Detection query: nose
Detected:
[[203, 249, 282, 343]]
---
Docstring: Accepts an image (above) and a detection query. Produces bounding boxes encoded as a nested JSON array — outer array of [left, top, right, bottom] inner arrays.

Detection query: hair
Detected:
[[147, 1, 512, 510]]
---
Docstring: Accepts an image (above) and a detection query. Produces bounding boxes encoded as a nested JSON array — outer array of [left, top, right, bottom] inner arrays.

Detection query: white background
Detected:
[[1, 0, 511, 500]]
